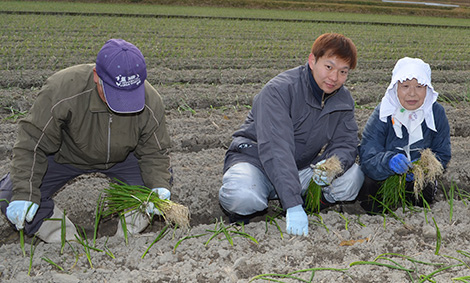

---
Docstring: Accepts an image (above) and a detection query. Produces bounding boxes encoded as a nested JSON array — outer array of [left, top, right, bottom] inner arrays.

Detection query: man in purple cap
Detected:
[[0, 39, 172, 242]]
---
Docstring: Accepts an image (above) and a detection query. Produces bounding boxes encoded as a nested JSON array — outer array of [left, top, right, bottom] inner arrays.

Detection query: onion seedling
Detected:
[[205, 217, 258, 246], [305, 156, 342, 214], [142, 225, 169, 258], [103, 179, 190, 229], [265, 214, 284, 239], [376, 148, 443, 213], [41, 256, 64, 271], [250, 267, 350, 282]]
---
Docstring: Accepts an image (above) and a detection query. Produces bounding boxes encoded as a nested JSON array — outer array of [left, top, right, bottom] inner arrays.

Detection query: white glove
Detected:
[[146, 188, 171, 216], [6, 200, 39, 230], [312, 160, 333, 186], [286, 205, 308, 236]]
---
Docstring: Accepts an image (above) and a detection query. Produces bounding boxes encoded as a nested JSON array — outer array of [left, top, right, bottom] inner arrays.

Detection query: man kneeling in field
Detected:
[[0, 39, 172, 242], [219, 33, 364, 236]]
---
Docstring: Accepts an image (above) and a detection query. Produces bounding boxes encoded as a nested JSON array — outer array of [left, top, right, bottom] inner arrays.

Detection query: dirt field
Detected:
[[1, 61, 470, 282]]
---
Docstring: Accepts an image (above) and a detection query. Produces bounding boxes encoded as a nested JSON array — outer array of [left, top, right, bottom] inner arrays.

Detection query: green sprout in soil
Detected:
[[20, 229, 25, 257], [173, 233, 207, 253], [265, 214, 284, 239], [452, 180, 470, 207], [75, 226, 93, 269], [74, 226, 103, 269], [119, 214, 129, 245], [205, 217, 258, 246], [336, 212, 351, 231], [42, 209, 70, 255], [177, 99, 196, 114], [28, 235, 39, 276], [442, 181, 456, 222], [41, 256, 64, 271], [250, 267, 350, 282], [310, 213, 329, 233], [93, 193, 105, 247], [369, 196, 406, 226], [457, 250, 470, 259], [67, 241, 80, 270], [418, 264, 464, 283], [351, 252, 446, 282], [22, 201, 37, 257], [3, 106, 27, 122], [453, 275, 470, 282], [142, 225, 170, 259], [103, 237, 115, 259], [355, 214, 367, 227], [305, 156, 342, 214], [432, 217, 442, 255]]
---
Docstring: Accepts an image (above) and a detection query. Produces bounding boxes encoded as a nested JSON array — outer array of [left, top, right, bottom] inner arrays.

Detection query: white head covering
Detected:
[[379, 57, 439, 158]]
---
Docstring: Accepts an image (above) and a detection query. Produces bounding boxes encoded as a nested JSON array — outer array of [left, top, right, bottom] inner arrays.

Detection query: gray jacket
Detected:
[[224, 63, 359, 209]]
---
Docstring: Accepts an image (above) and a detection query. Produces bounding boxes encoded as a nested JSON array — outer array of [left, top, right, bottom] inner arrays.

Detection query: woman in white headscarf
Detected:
[[357, 57, 451, 214]]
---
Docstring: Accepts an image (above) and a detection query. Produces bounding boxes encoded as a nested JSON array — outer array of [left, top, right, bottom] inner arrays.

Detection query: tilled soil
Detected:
[[1, 65, 470, 282]]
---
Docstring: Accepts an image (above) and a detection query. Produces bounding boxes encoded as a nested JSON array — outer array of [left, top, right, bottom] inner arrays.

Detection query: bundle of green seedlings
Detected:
[[103, 180, 190, 229], [376, 148, 444, 213], [305, 156, 343, 214]]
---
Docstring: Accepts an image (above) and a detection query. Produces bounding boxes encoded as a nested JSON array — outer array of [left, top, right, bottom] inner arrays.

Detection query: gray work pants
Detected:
[[0, 153, 144, 235], [219, 162, 364, 216]]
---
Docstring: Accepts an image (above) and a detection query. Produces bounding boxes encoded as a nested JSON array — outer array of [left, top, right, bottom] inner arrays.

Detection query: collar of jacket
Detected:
[[306, 63, 340, 109], [89, 85, 112, 113], [304, 63, 354, 113], [307, 63, 324, 105]]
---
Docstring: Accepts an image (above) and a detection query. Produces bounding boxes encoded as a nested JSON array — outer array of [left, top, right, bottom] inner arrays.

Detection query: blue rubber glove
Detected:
[[312, 160, 333, 186], [406, 158, 419, 182], [286, 204, 308, 236], [6, 200, 39, 230], [389, 154, 412, 175], [146, 188, 171, 216], [406, 173, 414, 182]]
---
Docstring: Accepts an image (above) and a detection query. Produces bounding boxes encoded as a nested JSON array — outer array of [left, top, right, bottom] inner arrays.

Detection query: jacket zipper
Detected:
[[106, 114, 112, 167], [321, 89, 339, 108]]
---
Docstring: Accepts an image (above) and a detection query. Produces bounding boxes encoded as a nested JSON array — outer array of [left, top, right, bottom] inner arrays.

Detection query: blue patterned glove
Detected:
[[389, 154, 412, 174], [6, 200, 39, 230], [286, 205, 308, 236], [146, 188, 171, 216]]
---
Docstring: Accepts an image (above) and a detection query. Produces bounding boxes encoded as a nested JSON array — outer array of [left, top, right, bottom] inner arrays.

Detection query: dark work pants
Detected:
[[357, 175, 437, 214], [0, 153, 144, 235]]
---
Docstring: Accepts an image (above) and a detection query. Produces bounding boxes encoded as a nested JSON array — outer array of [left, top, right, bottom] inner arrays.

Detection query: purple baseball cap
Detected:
[[96, 39, 147, 113]]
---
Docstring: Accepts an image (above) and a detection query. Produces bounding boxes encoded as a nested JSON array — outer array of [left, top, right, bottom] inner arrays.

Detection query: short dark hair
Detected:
[[311, 33, 357, 69]]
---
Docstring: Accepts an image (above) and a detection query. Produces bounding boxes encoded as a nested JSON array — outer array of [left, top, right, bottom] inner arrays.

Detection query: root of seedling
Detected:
[[316, 155, 343, 180], [161, 202, 190, 229], [412, 148, 444, 200]]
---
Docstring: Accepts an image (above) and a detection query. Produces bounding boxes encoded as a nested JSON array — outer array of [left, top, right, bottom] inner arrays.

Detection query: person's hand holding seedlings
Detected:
[[312, 160, 334, 186], [146, 188, 171, 216], [389, 153, 412, 174]]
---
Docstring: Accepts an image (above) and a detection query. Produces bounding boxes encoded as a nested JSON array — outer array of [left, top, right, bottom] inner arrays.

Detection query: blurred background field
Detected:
[[1, 0, 470, 110]]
